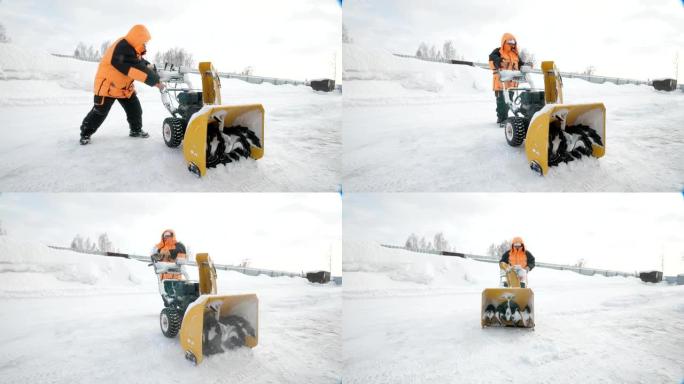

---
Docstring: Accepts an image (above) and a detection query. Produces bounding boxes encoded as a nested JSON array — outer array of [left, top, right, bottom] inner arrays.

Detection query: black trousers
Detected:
[[80, 94, 142, 137], [494, 90, 514, 122]]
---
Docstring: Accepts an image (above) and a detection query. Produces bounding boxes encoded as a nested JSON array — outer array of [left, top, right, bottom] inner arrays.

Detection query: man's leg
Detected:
[[79, 96, 115, 144], [118, 93, 149, 138], [495, 91, 509, 124], [515, 267, 528, 288]]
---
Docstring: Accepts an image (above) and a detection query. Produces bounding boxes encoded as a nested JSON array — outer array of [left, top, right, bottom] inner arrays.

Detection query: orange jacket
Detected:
[[488, 33, 521, 91], [500, 236, 535, 270], [93, 25, 160, 99], [154, 229, 187, 280]]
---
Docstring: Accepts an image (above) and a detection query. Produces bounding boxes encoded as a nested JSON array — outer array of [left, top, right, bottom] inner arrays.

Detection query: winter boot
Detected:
[[129, 129, 149, 138]]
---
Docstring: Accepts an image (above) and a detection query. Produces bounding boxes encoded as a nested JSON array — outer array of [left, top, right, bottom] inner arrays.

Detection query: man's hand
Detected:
[[156, 82, 166, 91]]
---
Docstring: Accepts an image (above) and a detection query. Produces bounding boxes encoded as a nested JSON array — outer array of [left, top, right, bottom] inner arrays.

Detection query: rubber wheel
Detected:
[[162, 117, 185, 148], [160, 307, 182, 338], [504, 117, 528, 147]]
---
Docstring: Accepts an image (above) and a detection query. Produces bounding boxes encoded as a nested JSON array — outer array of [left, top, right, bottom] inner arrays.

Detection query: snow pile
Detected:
[[343, 43, 488, 94], [0, 44, 341, 192], [343, 242, 684, 383], [0, 236, 155, 297], [0, 43, 94, 91], [343, 44, 684, 192], [0, 237, 341, 383], [344, 241, 489, 287]]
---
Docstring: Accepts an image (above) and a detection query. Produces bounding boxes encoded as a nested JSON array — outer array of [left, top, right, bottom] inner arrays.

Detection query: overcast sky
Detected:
[[345, 0, 684, 80], [0, 0, 342, 81], [344, 193, 684, 275], [0, 193, 342, 275]]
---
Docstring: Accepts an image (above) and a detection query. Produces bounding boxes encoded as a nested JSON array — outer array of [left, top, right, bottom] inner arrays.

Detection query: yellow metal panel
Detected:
[[199, 62, 221, 105], [182, 112, 208, 176], [525, 103, 606, 175], [179, 294, 259, 364], [180, 295, 209, 364], [217, 104, 265, 160], [196, 253, 217, 295], [542, 61, 563, 104], [525, 110, 551, 175], [481, 288, 534, 328]]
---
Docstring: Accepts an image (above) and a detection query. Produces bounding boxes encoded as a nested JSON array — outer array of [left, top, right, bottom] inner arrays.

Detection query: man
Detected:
[[79, 24, 165, 145], [499, 236, 535, 288], [152, 229, 187, 280], [488, 33, 527, 124]]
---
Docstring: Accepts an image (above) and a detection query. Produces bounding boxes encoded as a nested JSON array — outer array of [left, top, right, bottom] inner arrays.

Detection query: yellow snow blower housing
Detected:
[[183, 63, 264, 177], [501, 61, 605, 176], [177, 253, 258, 365], [525, 61, 605, 175], [160, 62, 264, 177], [481, 262, 534, 328]]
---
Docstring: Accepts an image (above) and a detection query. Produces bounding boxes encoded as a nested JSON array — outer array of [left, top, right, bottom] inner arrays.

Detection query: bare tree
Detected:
[[418, 237, 428, 250], [582, 65, 596, 76], [97, 233, 113, 252], [428, 45, 441, 60], [416, 42, 429, 58], [405, 233, 419, 250], [74, 42, 87, 58], [442, 40, 457, 60], [100, 40, 111, 57], [433, 232, 449, 251], [342, 24, 353, 44], [487, 239, 512, 258], [0, 23, 10, 43], [520, 48, 537, 67], [70, 234, 83, 250], [154, 47, 194, 68]]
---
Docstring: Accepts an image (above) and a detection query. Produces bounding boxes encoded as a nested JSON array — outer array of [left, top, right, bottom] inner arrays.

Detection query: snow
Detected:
[[0, 43, 341, 191], [342, 44, 684, 192], [0, 236, 341, 383], [343, 241, 684, 383]]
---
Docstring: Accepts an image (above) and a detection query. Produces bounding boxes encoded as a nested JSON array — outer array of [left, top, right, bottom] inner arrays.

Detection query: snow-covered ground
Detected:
[[0, 44, 341, 192], [0, 236, 341, 383], [343, 44, 684, 192], [343, 242, 684, 384]]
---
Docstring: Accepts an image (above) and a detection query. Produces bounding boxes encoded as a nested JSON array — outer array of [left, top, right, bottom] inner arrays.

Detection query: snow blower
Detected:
[[159, 62, 264, 177], [481, 262, 534, 328], [152, 253, 258, 365], [499, 61, 606, 175]]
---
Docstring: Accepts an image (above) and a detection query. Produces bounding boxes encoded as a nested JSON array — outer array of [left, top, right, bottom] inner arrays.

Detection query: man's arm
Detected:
[[169, 242, 187, 260], [526, 250, 535, 270], [500, 250, 510, 264], [488, 47, 502, 70], [110, 39, 160, 86]]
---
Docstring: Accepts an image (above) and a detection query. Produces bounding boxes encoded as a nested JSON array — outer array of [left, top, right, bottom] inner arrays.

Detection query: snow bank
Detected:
[[343, 44, 489, 94], [0, 43, 95, 91], [344, 241, 642, 291], [0, 236, 155, 296]]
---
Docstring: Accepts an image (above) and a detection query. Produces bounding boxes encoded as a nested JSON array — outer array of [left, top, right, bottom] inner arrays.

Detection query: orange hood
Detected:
[[156, 229, 177, 250], [510, 236, 525, 252], [500, 32, 518, 56], [125, 24, 151, 54]]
